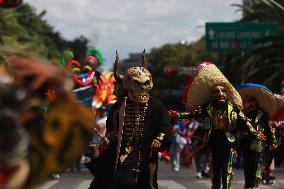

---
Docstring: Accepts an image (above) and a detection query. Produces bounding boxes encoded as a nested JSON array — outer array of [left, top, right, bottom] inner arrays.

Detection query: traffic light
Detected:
[[0, 0, 22, 8]]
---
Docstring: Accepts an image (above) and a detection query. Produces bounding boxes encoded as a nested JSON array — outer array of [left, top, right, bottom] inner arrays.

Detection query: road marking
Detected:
[[78, 180, 92, 188], [159, 180, 186, 189], [36, 180, 58, 189]]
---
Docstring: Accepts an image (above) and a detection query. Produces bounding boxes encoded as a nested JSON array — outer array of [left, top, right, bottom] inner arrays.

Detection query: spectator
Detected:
[[170, 122, 187, 172], [89, 106, 107, 160], [190, 120, 209, 178]]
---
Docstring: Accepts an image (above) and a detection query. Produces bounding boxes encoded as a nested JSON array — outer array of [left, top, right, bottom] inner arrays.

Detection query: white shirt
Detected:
[[92, 117, 107, 144]]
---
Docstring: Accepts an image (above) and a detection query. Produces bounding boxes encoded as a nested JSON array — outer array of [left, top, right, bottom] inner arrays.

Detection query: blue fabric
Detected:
[[175, 120, 185, 131], [236, 83, 272, 92]]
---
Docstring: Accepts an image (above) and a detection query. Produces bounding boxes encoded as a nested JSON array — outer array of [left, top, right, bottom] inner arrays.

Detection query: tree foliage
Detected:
[[148, 39, 218, 110], [149, 38, 218, 90], [149, 0, 284, 109], [149, 0, 284, 94], [0, 3, 90, 64], [230, 0, 284, 92]]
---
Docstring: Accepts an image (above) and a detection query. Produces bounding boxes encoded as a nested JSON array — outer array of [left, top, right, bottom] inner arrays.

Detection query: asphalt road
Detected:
[[37, 161, 284, 189]]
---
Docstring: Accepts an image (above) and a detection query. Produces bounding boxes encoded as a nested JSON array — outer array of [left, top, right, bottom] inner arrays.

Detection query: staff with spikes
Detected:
[[113, 51, 126, 174], [142, 49, 147, 68]]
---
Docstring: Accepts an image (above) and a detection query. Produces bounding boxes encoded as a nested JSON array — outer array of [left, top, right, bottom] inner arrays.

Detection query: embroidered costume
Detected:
[[237, 83, 277, 188], [170, 62, 246, 189]]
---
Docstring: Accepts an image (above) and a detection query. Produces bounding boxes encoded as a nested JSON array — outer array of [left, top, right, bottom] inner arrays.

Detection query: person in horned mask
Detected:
[[87, 51, 170, 189]]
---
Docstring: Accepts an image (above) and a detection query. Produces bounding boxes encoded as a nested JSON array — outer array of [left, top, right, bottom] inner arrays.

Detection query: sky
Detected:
[[25, 0, 243, 70]]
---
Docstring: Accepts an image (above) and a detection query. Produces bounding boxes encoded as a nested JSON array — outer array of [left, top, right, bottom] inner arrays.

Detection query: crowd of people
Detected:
[[1, 2, 284, 189], [1, 51, 284, 189], [0, 48, 283, 189], [167, 63, 284, 189], [82, 60, 284, 189], [164, 117, 284, 182], [165, 119, 209, 176]]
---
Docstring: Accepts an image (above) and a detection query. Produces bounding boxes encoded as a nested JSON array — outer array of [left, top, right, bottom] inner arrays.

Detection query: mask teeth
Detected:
[[137, 92, 149, 102]]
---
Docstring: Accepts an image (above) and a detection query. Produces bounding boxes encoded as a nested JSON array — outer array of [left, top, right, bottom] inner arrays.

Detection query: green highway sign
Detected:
[[206, 22, 278, 52]]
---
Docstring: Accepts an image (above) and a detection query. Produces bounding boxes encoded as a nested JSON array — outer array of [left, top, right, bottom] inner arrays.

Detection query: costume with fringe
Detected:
[[87, 51, 170, 189], [177, 62, 247, 189], [237, 83, 277, 188]]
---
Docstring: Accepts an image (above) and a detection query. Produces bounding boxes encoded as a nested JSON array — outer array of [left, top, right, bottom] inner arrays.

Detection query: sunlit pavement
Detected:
[[37, 161, 284, 189]]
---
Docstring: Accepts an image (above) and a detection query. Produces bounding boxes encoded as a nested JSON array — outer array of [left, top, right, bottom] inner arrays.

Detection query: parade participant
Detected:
[[180, 119, 194, 168], [60, 48, 104, 108], [169, 62, 246, 189], [61, 48, 105, 171], [269, 120, 284, 167], [237, 84, 277, 188], [87, 71, 116, 161], [0, 82, 30, 189], [190, 120, 209, 178], [272, 94, 284, 120], [88, 51, 169, 189], [272, 97, 284, 169], [0, 48, 93, 188]]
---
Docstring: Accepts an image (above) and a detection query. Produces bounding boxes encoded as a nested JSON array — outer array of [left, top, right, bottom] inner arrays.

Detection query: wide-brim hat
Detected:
[[182, 62, 242, 111], [272, 94, 284, 120], [272, 105, 284, 120], [274, 93, 284, 108], [236, 83, 277, 118]]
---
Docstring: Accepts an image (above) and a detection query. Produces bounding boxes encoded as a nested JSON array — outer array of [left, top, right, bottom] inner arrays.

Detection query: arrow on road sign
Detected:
[[208, 29, 215, 40]]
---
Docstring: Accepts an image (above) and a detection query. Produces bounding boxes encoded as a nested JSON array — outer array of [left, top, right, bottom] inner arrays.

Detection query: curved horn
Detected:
[[114, 51, 122, 83], [142, 49, 147, 68]]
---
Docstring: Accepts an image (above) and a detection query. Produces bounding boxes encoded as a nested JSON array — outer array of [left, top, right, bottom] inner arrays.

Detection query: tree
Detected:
[[148, 39, 218, 110], [232, 0, 284, 92], [149, 39, 218, 90], [0, 3, 91, 64]]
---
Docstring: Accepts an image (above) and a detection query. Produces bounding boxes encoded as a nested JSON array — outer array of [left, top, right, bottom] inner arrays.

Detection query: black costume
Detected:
[[240, 111, 275, 187], [179, 102, 246, 189], [87, 51, 170, 189], [179, 62, 247, 189], [87, 97, 169, 189], [236, 83, 279, 188]]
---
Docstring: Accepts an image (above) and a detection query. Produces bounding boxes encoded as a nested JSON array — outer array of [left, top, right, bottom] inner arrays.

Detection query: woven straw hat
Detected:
[[274, 93, 284, 108], [272, 94, 284, 120], [182, 62, 242, 111], [236, 83, 277, 118]]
